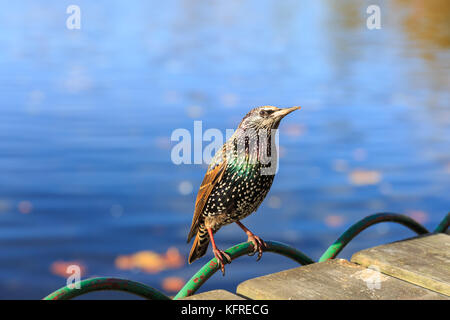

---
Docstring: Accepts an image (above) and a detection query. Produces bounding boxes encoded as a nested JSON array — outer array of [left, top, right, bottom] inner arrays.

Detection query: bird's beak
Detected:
[[273, 106, 301, 119]]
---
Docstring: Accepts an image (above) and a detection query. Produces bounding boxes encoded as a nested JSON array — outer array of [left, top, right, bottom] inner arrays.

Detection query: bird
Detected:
[[187, 105, 301, 275]]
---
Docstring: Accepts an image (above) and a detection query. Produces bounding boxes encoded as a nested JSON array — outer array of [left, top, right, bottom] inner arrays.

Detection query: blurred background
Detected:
[[0, 0, 449, 299]]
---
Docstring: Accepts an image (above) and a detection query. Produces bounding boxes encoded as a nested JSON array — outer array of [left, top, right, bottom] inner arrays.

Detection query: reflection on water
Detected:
[[395, 0, 450, 48], [0, 1, 448, 299]]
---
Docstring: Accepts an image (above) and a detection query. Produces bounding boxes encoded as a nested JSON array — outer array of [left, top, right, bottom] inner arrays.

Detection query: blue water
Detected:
[[0, 1, 449, 299]]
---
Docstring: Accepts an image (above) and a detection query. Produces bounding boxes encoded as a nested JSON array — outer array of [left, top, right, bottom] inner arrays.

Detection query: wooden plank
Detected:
[[182, 289, 246, 300], [236, 259, 447, 300], [351, 233, 450, 296]]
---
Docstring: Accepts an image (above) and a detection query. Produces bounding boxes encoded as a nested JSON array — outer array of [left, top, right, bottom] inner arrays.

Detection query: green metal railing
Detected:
[[318, 213, 429, 262], [43, 277, 172, 300], [174, 240, 314, 299], [43, 212, 449, 300]]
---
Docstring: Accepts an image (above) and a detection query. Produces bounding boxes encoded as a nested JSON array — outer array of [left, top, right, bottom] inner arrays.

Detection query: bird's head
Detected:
[[238, 106, 301, 130]]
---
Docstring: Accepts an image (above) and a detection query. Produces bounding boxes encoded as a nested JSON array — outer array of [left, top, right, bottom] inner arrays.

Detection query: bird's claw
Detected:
[[248, 235, 267, 261], [213, 249, 231, 276]]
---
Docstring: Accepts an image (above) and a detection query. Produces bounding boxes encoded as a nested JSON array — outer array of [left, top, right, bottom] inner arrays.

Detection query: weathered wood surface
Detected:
[[236, 259, 447, 300], [351, 233, 450, 296], [182, 289, 246, 300]]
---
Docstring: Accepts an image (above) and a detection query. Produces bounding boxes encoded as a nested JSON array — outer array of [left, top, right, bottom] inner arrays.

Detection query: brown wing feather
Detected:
[[187, 159, 227, 243]]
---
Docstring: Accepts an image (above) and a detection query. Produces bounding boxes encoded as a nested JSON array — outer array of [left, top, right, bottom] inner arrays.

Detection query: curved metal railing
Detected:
[[318, 213, 429, 262], [43, 277, 172, 300], [173, 240, 314, 299], [43, 212, 449, 300]]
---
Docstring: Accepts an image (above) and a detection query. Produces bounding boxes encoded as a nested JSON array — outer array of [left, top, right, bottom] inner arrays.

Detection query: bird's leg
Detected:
[[235, 221, 267, 261], [207, 227, 231, 276]]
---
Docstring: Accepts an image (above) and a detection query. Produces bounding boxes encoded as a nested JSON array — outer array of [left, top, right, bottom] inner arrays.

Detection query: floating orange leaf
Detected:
[[162, 277, 185, 293], [50, 261, 86, 278], [115, 247, 185, 274], [115, 255, 134, 270], [164, 247, 184, 269], [136, 251, 166, 273], [349, 170, 381, 186]]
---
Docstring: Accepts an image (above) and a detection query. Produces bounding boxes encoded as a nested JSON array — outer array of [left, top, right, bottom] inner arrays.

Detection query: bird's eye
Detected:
[[259, 109, 273, 117]]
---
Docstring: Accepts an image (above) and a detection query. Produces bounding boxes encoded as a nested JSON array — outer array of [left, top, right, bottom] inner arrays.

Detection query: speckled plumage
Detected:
[[187, 106, 301, 271]]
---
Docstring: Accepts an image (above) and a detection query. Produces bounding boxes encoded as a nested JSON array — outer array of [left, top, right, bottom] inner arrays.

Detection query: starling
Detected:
[[187, 106, 301, 274]]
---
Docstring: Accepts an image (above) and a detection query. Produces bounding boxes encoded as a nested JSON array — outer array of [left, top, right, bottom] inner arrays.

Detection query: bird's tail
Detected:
[[188, 225, 210, 264]]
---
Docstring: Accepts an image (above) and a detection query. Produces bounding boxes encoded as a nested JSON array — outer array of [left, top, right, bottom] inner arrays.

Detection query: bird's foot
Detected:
[[212, 248, 231, 276], [247, 235, 267, 261]]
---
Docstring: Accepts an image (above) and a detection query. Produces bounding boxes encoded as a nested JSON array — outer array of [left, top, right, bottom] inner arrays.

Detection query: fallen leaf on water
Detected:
[[50, 261, 86, 278], [349, 170, 381, 186], [164, 247, 184, 269], [115, 255, 133, 270], [162, 277, 185, 293], [115, 247, 185, 274], [137, 251, 166, 274]]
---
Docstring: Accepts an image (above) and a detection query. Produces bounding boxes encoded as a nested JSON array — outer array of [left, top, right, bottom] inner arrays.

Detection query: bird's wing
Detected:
[[187, 151, 227, 243]]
